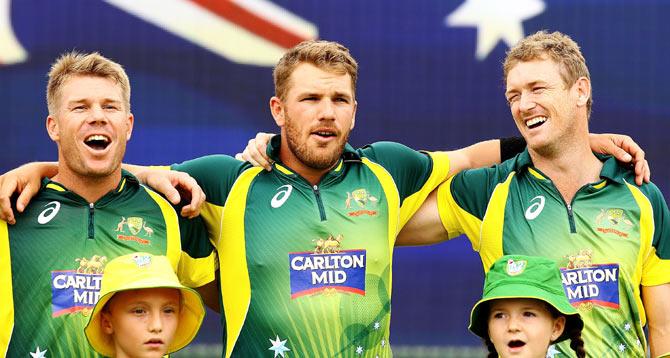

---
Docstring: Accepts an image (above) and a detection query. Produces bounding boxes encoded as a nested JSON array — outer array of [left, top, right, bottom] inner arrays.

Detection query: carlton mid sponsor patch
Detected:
[[289, 235, 367, 298], [51, 255, 107, 317], [560, 263, 620, 309], [289, 249, 366, 298]]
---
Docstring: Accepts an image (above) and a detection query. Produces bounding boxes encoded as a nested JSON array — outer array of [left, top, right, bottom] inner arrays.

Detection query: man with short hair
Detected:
[[400, 31, 670, 356], [0, 40, 649, 357], [153, 40, 648, 357], [0, 52, 213, 356]]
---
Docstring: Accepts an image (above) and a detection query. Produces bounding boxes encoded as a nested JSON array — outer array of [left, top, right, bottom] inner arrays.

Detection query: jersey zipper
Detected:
[[88, 203, 95, 239], [566, 203, 576, 233], [313, 185, 327, 221]]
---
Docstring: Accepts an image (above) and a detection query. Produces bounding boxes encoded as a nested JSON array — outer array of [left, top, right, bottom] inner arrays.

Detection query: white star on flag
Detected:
[[30, 346, 48, 358], [624, 322, 631, 331], [0, 0, 28, 64], [356, 346, 364, 355], [373, 321, 380, 330], [445, 0, 545, 60], [268, 335, 291, 358]]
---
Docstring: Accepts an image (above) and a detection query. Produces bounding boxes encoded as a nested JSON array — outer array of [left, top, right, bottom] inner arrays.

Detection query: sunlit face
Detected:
[[47, 75, 133, 180], [505, 58, 587, 156], [487, 298, 565, 358], [271, 63, 356, 172], [102, 288, 181, 358]]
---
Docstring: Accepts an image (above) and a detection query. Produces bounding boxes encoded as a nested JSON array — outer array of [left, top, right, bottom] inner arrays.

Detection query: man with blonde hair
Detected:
[[0, 40, 650, 357], [0, 51, 213, 356], [142, 40, 647, 356], [400, 31, 670, 356]]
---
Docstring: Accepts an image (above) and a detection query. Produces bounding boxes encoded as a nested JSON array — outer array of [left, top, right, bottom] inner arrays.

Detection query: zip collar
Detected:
[[513, 149, 626, 184]]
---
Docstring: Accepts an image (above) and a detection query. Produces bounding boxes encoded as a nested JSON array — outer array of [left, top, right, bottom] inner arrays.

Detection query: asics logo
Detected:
[[524, 196, 545, 220], [271, 185, 293, 208], [38, 201, 61, 224]]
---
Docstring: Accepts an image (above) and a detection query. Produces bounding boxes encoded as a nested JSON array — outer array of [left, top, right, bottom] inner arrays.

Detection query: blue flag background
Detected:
[[2, 0, 668, 348]]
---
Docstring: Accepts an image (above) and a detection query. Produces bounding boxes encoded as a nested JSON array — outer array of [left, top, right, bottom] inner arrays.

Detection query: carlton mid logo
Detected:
[[288, 234, 366, 299], [51, 255, 107, 317], [560, 250, 619, 309]]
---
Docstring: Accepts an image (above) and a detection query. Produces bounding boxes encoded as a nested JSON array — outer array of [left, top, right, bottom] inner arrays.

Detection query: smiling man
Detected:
[[0, 52, 213, 356], [400, 31, 670, 356]]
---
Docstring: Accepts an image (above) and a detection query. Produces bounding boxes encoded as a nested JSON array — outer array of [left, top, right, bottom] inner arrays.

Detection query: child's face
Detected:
[[102, 288, 181, 358], [487, 298, 565, 358]]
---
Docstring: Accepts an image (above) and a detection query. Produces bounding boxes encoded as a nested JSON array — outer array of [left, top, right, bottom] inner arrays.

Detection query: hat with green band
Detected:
[[469, 255, 583, 342]]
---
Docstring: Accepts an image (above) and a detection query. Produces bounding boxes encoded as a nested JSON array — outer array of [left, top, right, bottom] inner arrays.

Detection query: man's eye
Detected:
[[104, 105, 119, 110], [334, 97, 348, 103], [523, 311, 536, 317], [73, 106, 86, 111], [132, 308, 146, 315], [492, 312, 505, 319], [532, 87, 545, 93], [506, 96, 518, 104]]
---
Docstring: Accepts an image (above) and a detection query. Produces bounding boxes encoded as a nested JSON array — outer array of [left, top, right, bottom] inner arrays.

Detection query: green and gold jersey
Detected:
[[438, 150, 670, 357], [172, 137, 451, 358], [0, 171, 215, 357]]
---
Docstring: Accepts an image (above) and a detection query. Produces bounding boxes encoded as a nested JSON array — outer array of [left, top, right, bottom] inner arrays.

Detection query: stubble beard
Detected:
[[285, 116, 348, 170]]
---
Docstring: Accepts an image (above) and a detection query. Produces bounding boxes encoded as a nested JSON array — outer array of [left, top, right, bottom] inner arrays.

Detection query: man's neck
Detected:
[[529, 139, 603, 204], [279, 153, 332, 186], [51, 167, 121, 203]]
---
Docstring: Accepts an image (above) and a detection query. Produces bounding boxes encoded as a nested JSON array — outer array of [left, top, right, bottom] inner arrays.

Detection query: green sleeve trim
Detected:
[[450, 162, 515, 220], [178, 215, 215, 258], [639, 182, 670, 259], [171, 155, 251, 206], [357, 142, 432, 203]]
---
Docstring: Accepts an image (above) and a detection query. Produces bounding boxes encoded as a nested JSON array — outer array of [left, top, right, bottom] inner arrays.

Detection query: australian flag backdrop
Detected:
[[1, 0, 668, 349]]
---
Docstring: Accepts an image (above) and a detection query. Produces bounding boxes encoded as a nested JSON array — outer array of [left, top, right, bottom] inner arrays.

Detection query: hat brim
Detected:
[[468, 283, 583, 343], [85, 279, 205, 357]]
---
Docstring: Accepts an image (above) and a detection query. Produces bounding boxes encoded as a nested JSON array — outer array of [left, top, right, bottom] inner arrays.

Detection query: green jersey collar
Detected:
[[42, 169, 140, 201], [514, 149, 626, 184]]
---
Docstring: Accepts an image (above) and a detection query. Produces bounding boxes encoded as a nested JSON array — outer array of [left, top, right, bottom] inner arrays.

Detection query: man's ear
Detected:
[[101, 311, 114, 335], [575, 77, 591, 107], [126, 113, 134, 141], [350, 100, 357, 130], [270, 97, 285, 127], [46, 116, 59, 141]]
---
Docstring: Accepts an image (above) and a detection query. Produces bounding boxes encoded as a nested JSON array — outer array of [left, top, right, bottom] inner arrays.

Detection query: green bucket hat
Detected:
[[469, 255, 583, 343]]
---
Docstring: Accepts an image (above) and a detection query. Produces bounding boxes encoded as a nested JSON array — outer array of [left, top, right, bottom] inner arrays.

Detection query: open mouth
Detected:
[[312, 129, 337, 139], [84, 134, 111, 151], [525, 116, 547, 129], [508, 340, 526, 349]]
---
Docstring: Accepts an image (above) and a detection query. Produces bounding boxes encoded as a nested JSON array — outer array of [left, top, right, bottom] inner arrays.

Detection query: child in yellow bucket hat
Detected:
[[85, 253, 205, 357], [469, 255, 585, 358]]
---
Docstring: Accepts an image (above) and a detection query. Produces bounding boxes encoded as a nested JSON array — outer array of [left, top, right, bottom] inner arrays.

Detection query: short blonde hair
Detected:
[[503, 31, 592, 117], [47, 51, 130, 115], [273, 40, 358, 101]]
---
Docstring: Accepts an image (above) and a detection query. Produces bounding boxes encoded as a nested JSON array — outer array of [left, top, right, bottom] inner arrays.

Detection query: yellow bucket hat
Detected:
[[84, 253, 205, 357]]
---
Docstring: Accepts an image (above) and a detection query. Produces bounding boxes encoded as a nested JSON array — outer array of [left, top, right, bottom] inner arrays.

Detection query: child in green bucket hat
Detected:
[[85, 253, 205, 358], [469, 255, 585, 358]]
